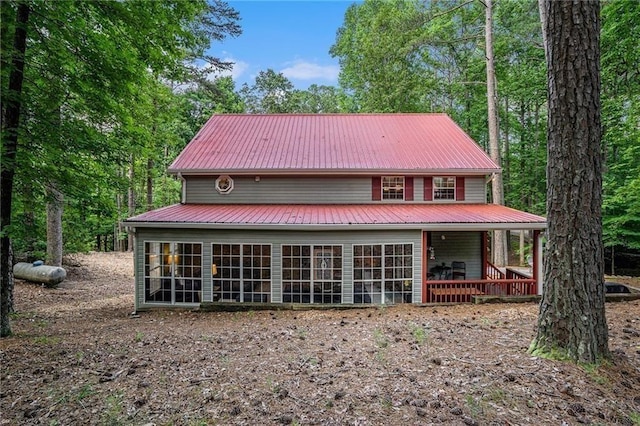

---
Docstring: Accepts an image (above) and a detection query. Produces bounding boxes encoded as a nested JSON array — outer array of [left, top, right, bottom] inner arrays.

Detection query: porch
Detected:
[[424, 263, 537, 303], [421, 229, 542, 303]]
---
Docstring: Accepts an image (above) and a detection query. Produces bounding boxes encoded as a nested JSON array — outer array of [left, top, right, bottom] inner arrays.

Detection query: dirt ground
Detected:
[[1, 252, 639, 426]]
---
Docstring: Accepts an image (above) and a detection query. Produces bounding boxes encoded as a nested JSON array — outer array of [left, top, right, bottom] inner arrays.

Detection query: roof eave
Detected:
[[123, 221, 546, 232], [167, 168, 502, 177]]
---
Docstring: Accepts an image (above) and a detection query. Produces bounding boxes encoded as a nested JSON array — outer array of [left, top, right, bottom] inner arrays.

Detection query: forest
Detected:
[[1, 0, 638, 271]]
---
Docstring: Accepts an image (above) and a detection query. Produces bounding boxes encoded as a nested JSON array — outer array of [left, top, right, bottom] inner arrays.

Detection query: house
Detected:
[[125, 113, 546, 310]]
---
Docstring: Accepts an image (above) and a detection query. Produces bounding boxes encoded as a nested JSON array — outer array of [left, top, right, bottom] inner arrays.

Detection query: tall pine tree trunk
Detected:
[[46, 184, 64, 266], [530, 0, 609, 363], [146, 158, 154, 211], [1, 1, 30, 337], [128, 156, 135, 252], [485, 0, 507, 266], [23, 183, 37, 261]]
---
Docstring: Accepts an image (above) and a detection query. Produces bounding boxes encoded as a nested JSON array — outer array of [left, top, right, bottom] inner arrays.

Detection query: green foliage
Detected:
[[528, 339, 572, 361], [2, 0, 241, 260], [407, 321, 428, 346], [373, 327, 389, 348], [240, 69, 298, 113], [579, 361, 609, 385], [240, 70, 354, 114], [601, 0, 640, 251], [293, 84, 352, 113], [101, 391, 125, 426], [330, 0, 432, 112], [33, 335, 61, 345]]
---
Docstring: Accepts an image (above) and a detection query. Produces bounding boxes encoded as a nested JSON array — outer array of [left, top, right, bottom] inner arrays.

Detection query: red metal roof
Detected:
[[126, 204, 546, 230], [169, 114, 500, 175]]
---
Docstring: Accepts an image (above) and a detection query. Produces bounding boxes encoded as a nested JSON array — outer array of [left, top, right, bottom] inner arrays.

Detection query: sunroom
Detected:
[[126, 203, 546, 309]]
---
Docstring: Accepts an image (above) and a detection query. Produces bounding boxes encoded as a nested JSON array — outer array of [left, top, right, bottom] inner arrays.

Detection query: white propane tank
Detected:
[[13, 261, 67, 287]]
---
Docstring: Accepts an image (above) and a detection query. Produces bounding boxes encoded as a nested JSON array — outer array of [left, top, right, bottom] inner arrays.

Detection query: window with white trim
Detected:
[[211, 243, 271, 302], [281, 245, 342, 303], [144, 242, 202, 304], [382, 176, 404, 200], [353, 243, 413, 304], [433, 177, 455, 200]]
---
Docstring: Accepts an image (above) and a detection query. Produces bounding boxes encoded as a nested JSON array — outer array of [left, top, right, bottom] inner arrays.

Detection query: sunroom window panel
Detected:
[[353, 243, 413, 304], [282, 244, 342, 304], [144, 242, 202, 304], [212, 243, 272, 303]]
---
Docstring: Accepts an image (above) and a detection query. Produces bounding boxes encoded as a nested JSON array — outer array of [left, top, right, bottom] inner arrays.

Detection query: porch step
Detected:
[[472, 295, 541, 304]]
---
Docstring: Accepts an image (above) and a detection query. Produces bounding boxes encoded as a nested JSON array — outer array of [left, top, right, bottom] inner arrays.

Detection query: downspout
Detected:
[[178, 173, 186, 204], [130, 226, 139, 313]]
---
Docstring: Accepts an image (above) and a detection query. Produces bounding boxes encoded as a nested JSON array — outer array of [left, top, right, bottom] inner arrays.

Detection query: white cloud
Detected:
[[280, 60, 339, 82], [210, 57, 249, 82]]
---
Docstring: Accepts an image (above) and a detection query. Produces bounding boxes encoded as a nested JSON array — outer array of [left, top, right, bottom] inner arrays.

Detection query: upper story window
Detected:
[[433, 177, 455, 200], [382, 176, 404, 200]]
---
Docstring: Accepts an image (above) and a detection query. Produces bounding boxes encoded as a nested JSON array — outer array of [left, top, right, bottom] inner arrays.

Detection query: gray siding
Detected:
[[133, 228, 422, 309], [184, 175, 488, 204], [463, 177, 487, 203], [186, 176, 372, 204], [427, 231, 482, 279]]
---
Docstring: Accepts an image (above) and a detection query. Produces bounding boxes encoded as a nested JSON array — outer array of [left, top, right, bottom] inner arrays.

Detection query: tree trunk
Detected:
[[128, 157, 135, 252], [610, 246, 615, 276], [46, 184, 64, 266], [115, 172, 123, 252], [530, 0, 609, 363], [1, 1, 30, 337], [503, 95, 510, 197], [485, 0, 507, 266], [146, 158, 153, 211], [23, 183, 37, 261]]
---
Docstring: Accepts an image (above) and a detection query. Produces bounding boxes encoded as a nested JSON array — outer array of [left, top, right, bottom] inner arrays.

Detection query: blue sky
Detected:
[[209, 1, 357, 89]]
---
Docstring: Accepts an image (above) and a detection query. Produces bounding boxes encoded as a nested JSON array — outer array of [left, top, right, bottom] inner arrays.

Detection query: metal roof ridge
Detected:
[[206, 112, 451, 117]]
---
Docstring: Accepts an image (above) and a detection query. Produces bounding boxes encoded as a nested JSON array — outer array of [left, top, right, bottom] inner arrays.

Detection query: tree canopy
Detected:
[[1, 0, 241, 336]]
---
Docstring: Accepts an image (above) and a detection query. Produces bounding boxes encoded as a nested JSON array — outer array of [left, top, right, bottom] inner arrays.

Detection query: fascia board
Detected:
[[167, 168, 502, 177], [123, 221, 546, 232]]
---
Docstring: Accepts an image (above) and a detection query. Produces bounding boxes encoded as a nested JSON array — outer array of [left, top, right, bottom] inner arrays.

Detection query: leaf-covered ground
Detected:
[[1, 252, 639, 425]]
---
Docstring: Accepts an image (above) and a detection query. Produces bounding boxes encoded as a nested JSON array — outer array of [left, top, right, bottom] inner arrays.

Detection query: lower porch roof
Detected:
[[125, 203, 546, 231]]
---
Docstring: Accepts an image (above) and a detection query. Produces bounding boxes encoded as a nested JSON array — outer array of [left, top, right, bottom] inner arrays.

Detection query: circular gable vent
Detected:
[[215, 175, 234, 194]]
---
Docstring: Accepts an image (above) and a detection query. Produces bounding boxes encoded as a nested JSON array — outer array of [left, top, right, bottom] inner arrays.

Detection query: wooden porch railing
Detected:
[[486, 262, 505, 280], [425, 274, 536, 303]]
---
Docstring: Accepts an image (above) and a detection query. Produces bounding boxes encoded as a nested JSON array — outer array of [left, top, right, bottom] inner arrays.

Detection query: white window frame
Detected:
[[352, 243, 414, 304], [281, 244, 343, 304], [433, 176, 456, 201], [382, 176, 405, 200], [211, 243, 272, 303], [143, 241, 203, 305]]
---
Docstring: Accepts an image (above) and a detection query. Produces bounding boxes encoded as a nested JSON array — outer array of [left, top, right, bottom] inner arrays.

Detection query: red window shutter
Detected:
[[456, 177, 465, 201], [372, 177, 382, 201], [424, 177, 433, 201], [405, 177, 414, 201]]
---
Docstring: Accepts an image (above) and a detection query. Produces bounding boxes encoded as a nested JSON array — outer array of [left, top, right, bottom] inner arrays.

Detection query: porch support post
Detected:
[[422, 231, 428, 303], [533, 230, 543, 295], [481, 231, 488, 279]]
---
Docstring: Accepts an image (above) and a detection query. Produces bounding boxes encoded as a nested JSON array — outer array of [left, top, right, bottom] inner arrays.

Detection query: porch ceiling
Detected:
[[125, 203, 546, 231]]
